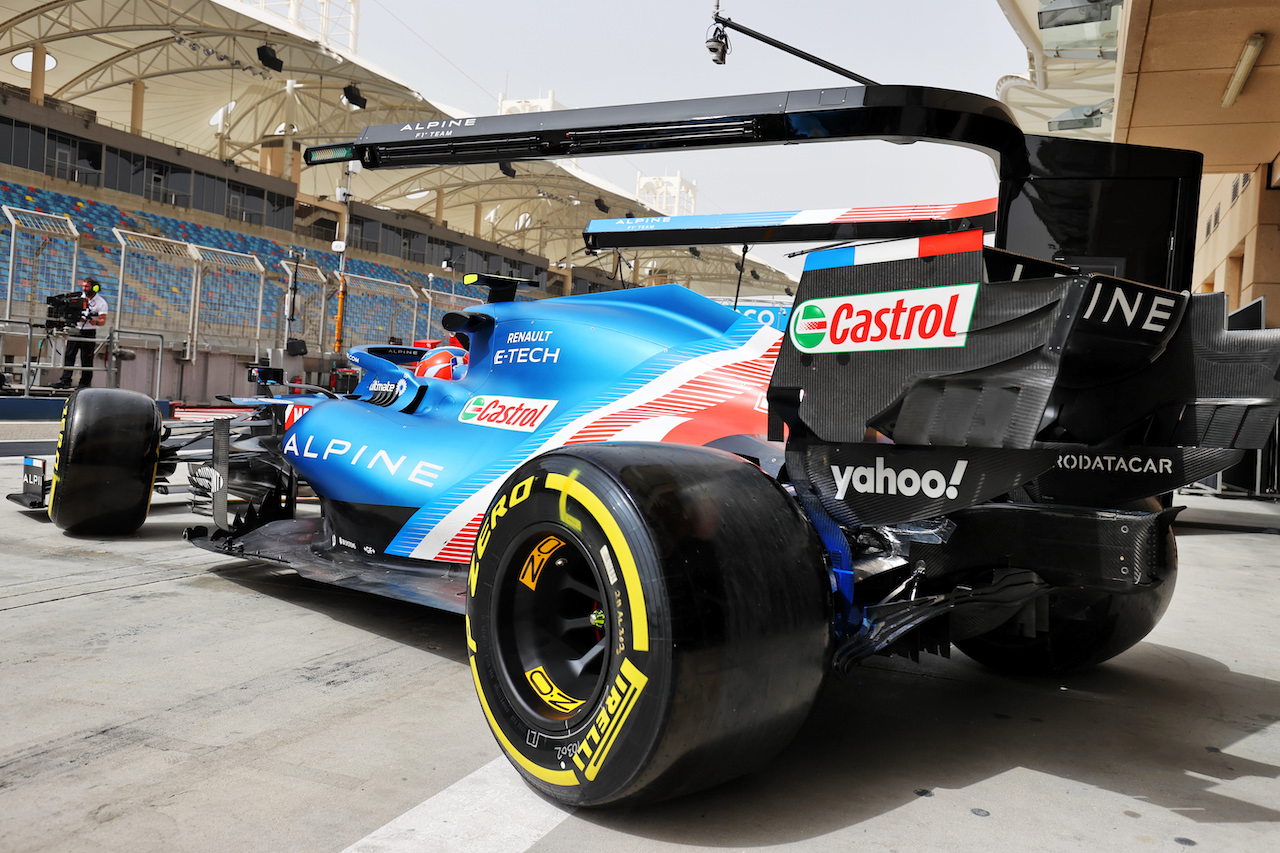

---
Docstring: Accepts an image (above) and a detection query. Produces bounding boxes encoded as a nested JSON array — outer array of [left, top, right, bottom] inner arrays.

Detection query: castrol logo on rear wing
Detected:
[[790, 283, 979, 354]]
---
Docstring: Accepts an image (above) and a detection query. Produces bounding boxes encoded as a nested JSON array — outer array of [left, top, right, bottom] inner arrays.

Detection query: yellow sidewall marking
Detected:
[[525, 665, 585, 713], [519, 536, 563, 591], [546, 472, 649, 652], [46, 401, 70, 519], [556, 470, 583, 532], [570, 657, 648, 781], [469, 654, 579, 787]]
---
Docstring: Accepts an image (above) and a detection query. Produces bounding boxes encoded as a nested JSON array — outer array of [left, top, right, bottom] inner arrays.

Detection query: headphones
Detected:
[[81, 278, 101, 294]]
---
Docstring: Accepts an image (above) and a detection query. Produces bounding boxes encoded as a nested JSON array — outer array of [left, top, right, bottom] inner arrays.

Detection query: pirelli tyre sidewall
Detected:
[[468, 443, 831, 807], [48, 388, 162, 535]]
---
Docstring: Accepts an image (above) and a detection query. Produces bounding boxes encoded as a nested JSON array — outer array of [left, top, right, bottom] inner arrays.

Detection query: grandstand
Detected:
[[0, 0, 793, 404]]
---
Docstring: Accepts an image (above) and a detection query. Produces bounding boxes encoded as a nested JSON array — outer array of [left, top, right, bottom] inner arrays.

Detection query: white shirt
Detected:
[[77, 293, 109, 331]]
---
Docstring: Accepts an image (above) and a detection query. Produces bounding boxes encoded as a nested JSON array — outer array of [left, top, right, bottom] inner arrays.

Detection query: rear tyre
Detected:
[[49, 388, 162, 535], [954, 497, 1177, 674], [468, 443, 831, 806]]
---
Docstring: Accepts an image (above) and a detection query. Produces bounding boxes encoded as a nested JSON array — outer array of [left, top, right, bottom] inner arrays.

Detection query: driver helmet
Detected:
[[413, 346, 468, 380]]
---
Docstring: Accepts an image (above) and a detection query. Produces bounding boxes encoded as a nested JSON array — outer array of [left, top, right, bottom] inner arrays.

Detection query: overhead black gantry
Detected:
[[306, 84, 1203, 292]]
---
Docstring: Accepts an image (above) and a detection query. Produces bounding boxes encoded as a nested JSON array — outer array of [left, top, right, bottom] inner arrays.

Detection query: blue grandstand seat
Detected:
[[0, 178, 529, 347]]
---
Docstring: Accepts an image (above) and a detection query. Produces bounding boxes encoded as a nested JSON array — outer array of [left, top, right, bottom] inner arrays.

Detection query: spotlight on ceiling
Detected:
[[257, 44, 283, 72], [343, 83, 367, 109], [706, 24, 729, 64], [688, 246, 701, 258], [1037, 0, 1123, 29], [499, 161, 517, 178], [750, 269, 760, 280], [594, 198, 610, 214]]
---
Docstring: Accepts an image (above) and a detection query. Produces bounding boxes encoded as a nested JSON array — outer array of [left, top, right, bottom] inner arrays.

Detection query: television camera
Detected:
[[43, 292, 92, 330]]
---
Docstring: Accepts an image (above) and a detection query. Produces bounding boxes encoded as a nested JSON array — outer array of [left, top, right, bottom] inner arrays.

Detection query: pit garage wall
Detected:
[[1192, 167, 1280, 328], [115, 345, 263, 404]]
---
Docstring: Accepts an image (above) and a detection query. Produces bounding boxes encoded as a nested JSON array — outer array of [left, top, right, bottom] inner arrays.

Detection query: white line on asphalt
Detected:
[[341, 757, 574, 853]]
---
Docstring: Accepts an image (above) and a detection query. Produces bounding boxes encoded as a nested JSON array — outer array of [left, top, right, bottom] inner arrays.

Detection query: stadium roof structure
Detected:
[[995, 0, 1120, 141], [996, 0, 1280, 177], [0, 0, 795, 295]]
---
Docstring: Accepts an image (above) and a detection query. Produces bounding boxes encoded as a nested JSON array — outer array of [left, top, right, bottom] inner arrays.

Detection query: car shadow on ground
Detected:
[[579, 646, 1280, 845], [199, 553, 470, 665], [96, 509, 1280, 846], [192, 543, 1280, 846]]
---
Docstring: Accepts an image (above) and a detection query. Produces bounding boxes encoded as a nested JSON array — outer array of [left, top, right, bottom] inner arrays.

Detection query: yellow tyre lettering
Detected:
[[475, 475, 537, 567], [509, 475, 534, 508], [519, 536, 563, 591], [141, 434, 159, 516], [569, 658, 648, 781], [475, 513, 493, 561], [524, 665, 585, 713], [46, 402, 70, 518], [469, 653, 578, 787], [546, 472, 649, 651], [471, 466, 654, 791]]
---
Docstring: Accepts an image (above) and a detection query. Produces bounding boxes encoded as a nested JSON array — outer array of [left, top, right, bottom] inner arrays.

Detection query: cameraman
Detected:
[[52, 277, 109, 389]]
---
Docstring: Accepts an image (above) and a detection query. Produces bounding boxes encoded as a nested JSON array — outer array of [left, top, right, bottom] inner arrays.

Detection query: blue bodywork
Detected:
[[273, 284, 776, 563]]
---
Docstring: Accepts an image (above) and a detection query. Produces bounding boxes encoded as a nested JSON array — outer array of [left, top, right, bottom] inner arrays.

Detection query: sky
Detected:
[[355, 1, 1029, 276]]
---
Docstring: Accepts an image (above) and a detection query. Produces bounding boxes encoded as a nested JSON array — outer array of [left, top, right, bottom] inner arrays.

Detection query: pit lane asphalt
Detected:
[[1, 450, 1278, 853]]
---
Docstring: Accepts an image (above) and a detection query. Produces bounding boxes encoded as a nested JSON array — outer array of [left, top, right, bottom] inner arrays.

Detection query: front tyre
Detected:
[[48, 388, 162, 535], [468, 443, 831, 806]]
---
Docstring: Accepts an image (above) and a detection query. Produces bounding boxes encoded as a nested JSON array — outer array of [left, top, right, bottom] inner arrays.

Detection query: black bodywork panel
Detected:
[[313, 83, 1202, 293]]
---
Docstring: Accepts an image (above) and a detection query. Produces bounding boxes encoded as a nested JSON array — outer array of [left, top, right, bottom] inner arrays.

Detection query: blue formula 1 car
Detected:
[[30, 81, 1280, 809]]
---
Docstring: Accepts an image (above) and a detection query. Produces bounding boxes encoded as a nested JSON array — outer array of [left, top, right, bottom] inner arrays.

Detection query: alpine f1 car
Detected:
[[23, 82, 1280, 809]]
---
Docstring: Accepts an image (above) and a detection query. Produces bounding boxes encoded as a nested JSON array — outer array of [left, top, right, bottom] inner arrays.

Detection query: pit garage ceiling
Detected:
[[0, 0, 794, 294], [1113, 0, 1280, 175]]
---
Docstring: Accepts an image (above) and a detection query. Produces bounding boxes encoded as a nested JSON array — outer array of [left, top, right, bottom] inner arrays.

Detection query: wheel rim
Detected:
[[492, 524, 611, 730]]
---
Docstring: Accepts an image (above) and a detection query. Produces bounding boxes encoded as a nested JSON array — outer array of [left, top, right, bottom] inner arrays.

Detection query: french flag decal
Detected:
[[804, 229, 986, 273]]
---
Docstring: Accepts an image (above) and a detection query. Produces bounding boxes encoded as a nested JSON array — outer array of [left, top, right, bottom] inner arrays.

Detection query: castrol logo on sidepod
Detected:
[[790, 283, 979, 354], [458, 394, 557, 432]]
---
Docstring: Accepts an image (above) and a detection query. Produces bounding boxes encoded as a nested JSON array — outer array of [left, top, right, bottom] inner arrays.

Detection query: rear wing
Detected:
[[582, 199, 997, 251], [306, 87, 1023, 170], [306, 83, 1201, 292]]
